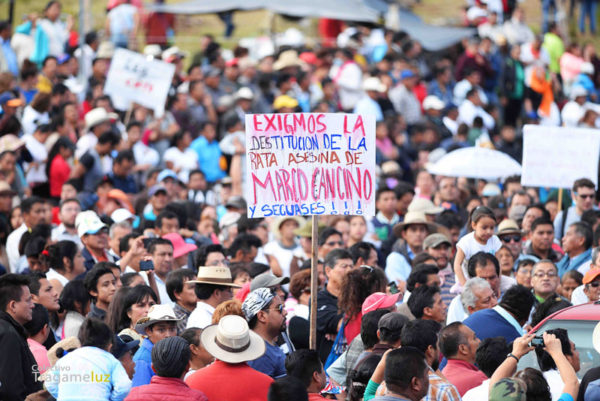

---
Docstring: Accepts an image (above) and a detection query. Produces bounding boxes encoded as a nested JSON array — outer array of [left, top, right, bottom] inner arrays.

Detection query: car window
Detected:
[[520, 320, 600, 379]]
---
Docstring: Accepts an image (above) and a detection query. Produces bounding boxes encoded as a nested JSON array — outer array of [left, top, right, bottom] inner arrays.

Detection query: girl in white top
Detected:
[[454, 206, 502, 287]]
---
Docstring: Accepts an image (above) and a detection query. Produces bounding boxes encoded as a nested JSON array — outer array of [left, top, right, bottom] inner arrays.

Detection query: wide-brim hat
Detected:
[[96, 41, 115, 59], [163, 232, 197, 259], [46, 337, 81, 368], [188, 266, 242, 287], [0, 181, 16, 196], [201, 315, 265, 363], [294, 219, 326, 238], [0, 134, 25, 153], [273, 50, 307, 71], [407, 198, 444, 215], [392, 211, 438, 238], [84, 107, 111, 131], [272, 216, 305, 239], [135, 304, 181, 334]]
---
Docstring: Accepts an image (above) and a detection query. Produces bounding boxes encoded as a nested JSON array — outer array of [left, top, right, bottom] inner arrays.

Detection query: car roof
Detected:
[[531, 302, 600, 332]]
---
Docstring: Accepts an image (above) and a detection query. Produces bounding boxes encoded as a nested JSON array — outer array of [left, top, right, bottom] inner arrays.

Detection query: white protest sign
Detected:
[[245, 113, 376, 218], [521, 124, 600, 188], [104, 48, 175, 117]]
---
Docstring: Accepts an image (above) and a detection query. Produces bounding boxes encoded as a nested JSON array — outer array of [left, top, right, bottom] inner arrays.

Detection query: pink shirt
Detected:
[[28, 338, 51, 374], [441, 359, 487, 396]]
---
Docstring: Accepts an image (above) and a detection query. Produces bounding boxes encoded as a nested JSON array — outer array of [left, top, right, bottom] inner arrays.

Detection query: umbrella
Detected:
[[427, 147, 521, 180]]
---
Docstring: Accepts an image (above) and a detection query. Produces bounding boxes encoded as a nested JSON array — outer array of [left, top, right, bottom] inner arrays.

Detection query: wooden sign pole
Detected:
[[309, 215, 319, 350]]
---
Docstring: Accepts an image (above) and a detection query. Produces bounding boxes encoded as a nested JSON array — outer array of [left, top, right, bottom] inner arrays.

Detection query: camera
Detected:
[[530, 335, 544, 348]]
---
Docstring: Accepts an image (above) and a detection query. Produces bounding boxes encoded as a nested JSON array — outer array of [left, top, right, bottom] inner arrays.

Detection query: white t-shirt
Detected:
[[571, 285, 589, 305], [463, 378, 490, 401], [46, 268, 69, 288], [24, 134, 48, 184], [263, 240, 299, 279], [163, 147, 199, 184], [133, 141, 159, 167], [457, 232, 502, 280]]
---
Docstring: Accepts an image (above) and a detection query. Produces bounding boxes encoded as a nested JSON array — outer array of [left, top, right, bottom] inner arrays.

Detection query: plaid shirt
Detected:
[[173, 303, 192, 333], [375, 369, 461, 401], [427, 370, 461, 401]]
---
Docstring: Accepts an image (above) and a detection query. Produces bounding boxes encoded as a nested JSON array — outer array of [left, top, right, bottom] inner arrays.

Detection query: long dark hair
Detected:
[[42, 240, 78, 274], [60, 280, 91, 315], [106, 285, 158, 334], [46, 137, 75, 178]]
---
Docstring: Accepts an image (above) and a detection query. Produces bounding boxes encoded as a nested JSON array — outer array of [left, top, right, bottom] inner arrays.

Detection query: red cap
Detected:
[[226, 58, 239, 68], [362, 292, 401, 314]]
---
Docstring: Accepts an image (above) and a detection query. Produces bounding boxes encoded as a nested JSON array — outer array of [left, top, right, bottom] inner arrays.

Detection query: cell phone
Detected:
[[139, 260, 154, 271], [530, 335, 544, 348], [389, 281, 399, 294]]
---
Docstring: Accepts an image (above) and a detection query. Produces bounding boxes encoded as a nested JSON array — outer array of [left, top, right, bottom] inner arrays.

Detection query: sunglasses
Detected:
[[589, 281, 600, 288], [501, 235, 521, 243], [269, 303, 284, 314], [326, 241, 344, 247], [577, 193, 595, 199]]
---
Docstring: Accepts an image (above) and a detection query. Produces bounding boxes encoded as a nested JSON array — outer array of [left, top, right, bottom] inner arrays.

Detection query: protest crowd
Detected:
[[3, 0, 600, 401]]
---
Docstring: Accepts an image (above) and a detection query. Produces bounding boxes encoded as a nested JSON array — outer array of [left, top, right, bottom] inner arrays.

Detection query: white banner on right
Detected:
[[521, 124, 600, 189]]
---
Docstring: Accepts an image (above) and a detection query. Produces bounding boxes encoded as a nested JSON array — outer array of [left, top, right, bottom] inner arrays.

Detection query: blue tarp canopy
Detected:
[[148, 0, 474, 51]]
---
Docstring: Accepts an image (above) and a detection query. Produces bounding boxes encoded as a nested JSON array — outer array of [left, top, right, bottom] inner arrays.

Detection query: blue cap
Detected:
[[0, 91, 22, 107], [400, 70, 416, 80], [157, 169, 178, 183], [57, 54, 70, 65]]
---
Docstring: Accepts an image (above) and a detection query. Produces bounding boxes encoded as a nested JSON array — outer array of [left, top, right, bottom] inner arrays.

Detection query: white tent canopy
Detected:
[[427, 147, 522, 180], [147, 1, 475, 51]]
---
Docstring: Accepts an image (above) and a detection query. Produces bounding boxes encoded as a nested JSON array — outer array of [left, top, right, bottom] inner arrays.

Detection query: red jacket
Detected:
[[125, 376, 208, 401]]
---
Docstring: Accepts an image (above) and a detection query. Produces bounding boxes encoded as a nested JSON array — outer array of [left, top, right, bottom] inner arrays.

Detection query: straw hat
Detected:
[[135, 304, 181, 334], [47, 337, 81, 368], [271, 216, 305, 239], [188, 266, 242, 287], [0, 181, 16, 196], [273, 50, 306, 70], [96, 41, 115, 59], [0, 134, 25, 153], [407, 198, 444, 215], [201, 315, 265, 363], [392, 211, 437, 238], [293, 219, 325, 238], [496, 219, 522, 236]]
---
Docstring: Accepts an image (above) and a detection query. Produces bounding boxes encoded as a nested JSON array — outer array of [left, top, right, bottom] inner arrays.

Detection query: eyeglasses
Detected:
[[577, 193, 595, 199], [501, 235, 522, 243], [326, 241, 344, 247], [533, 271, 558, 278], [208, 259, 230, 267], [589, 281, 600, 288]]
